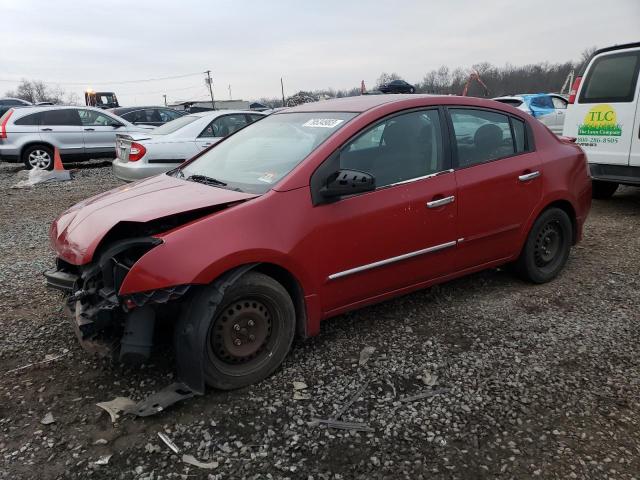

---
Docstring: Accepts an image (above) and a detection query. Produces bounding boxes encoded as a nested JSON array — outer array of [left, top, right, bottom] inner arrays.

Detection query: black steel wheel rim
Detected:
[[534, 220, 563, 268]]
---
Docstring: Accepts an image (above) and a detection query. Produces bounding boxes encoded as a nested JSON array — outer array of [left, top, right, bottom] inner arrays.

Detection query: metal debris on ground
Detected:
[[399, 388, 450, 403], [96, 397, 136, 423], [182, 454, 219, 469], [40, 412, 55, 425], [157, 432, 180, 454], [124, 382, 196, 417], [358, 346, 376, 366], [293, 381, 311, 400], [310, 418, 374, 432], [5, 352, 66, 375], [333, 381, 369, 420], [92, 455, 112, 466], [420, 370, 438, 386]]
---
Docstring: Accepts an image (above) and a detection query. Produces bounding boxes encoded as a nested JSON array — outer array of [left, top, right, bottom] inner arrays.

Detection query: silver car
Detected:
[[113, 110, 265, 181], [0, 105, 153, 169]]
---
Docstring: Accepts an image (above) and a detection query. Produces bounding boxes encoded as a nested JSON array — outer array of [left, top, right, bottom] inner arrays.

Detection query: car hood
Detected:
[[51, 174, 258, 265]]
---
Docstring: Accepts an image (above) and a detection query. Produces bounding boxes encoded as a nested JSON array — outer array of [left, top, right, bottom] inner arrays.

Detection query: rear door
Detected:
[[39, 109, 84, 157], [447, 107, 542, 270], [567, 49, 640, 167], [78, 109, 121, 157], [550, 95, 569, 134]]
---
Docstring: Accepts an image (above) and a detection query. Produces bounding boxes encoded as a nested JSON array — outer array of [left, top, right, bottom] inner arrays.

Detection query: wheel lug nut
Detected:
[[247, 319, 255, 327], [234, 339, 242, 346], [233, 324, 240, 331]]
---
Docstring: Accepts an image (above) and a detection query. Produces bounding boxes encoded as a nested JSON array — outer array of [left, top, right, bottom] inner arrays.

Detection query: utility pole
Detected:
[[228, 84, 232, 100], [163, 94, 167, 107], [280, 77, 285, 107], [205, 70, 215, 110]]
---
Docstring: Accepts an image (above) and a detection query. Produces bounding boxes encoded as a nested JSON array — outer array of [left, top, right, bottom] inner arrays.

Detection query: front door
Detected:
[[78, 109, 121, 157], [448, 108, 542, 270], [309, 108, 458, 313]]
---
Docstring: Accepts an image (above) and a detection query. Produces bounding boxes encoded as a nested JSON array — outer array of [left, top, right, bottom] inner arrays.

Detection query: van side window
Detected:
[[339, 109, 445, 188], [449, 109, 516, 167], [579, 52, 640, 103]]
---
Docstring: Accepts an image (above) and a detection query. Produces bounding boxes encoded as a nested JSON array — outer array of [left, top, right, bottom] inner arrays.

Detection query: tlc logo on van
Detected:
[[578, 104, 622, 137]]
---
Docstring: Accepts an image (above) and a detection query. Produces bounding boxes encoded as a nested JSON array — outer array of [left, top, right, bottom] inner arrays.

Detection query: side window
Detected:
[[579, 52, 640, 103], [200, 115, 249, 138], [40, 109, 81, 126], [125, 110, 148, 123], [551, 96, 567, 109], [511, 118, 527, 153], [158, 109, 181, 122], [340, 109, 444, 188], [449, 109, 515, 167], [14, 112, 42, 126], [78, 109, 115, 126]]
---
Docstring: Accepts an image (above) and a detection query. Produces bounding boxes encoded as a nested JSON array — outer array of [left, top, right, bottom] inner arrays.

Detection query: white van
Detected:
[[563, 42, 640, 198]]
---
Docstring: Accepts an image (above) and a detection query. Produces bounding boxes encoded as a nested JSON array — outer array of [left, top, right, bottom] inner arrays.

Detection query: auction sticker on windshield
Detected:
[[302, 119, 345, 128]]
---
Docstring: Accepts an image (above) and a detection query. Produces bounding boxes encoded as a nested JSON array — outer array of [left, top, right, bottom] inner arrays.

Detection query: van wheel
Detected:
[[592, 180, 618, 199], [23, 145, 54, 170], [193, 272, 295, 390], [516, 208, 572, 284]]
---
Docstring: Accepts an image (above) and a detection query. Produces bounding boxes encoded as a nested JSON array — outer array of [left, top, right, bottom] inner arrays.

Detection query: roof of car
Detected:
[[110, 106, 176, 113], [594, 41, 640, 56], [8, 104, 114, 117], [188, 109, 266, 118], [282, 94, 441, 113]]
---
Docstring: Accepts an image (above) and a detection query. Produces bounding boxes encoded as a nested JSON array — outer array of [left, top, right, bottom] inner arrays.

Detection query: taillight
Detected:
[[568, 76, 582, 104], [128, 142, 147, 161], [0, 109, 14, 139]]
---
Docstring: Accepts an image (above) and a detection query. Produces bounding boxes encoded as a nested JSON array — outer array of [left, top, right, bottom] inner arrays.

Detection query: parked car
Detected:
[[563, 41, 640, 199], [493, 93, 569, 134], [378, 79, 416, 94], [108, 106, 186, 127], [0, 97, 31, 117], [45, 94, 591, 393], [112, 110, 266, 181], [0, 106, 154, 169]]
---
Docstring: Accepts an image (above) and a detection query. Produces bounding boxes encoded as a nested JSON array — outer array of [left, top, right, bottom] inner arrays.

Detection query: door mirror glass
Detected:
[[321, 169, 375, 198]]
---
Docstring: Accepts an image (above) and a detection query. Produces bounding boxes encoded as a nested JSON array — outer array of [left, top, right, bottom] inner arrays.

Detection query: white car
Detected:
[[563, 41, 640, 199], [113, 110, 266, 181], [493, 93, 569, 135]]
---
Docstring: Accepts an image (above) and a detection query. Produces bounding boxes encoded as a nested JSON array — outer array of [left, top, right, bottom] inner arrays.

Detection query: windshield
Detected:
[[176, 111, 356, 193], [153, 114, 199, 134]]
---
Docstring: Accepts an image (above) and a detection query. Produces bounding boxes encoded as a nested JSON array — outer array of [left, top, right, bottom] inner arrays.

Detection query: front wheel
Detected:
[[591, 180, 618, 199], [515, 208, 572, 284], [188, 272, 296, 390]]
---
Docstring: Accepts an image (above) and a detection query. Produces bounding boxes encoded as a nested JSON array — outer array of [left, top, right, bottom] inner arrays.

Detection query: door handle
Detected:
[[518, 171, 541, 182], [41, 128, 52, 131], [427, 195, 455, 209], [84, 128, 95, 131]]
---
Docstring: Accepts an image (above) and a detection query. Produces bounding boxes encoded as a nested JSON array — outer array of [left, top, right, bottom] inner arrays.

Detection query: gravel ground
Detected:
[[0, 161, 639, 480]]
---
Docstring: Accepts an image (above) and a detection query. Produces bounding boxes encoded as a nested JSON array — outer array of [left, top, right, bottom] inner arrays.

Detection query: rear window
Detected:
[[152, 115, 199, 134], [579, 52, 640, 103], [14, 112, 42, 126]]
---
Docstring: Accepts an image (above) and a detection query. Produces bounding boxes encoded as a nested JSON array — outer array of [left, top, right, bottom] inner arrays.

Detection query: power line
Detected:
[[0, 71, 204, 86]]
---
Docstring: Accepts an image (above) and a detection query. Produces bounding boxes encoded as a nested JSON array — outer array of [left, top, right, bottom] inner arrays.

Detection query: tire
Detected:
[[409, 87, 416, 94], [515, 208, 573, 284], [591, 180, 618, 199], [188, 272, 295, 390], [22, 144, 54, 170]]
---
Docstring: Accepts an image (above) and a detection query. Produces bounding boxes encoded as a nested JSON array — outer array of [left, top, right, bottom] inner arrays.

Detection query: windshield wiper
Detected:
[[186, 174, 227, 187]]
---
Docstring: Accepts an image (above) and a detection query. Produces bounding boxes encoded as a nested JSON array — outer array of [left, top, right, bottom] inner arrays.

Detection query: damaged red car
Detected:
[[46, 95, 591, 394]]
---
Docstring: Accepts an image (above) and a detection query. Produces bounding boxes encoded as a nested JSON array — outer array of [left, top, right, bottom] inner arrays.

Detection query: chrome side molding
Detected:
[[327, 240, 457, 281]]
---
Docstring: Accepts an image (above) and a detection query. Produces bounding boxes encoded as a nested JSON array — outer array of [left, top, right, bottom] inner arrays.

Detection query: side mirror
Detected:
[[111, 122, 123, 128], [320, 169, 375, 199]]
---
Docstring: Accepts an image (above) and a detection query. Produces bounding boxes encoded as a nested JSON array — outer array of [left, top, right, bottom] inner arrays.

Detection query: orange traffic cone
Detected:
[[53, 147, 65, 171]]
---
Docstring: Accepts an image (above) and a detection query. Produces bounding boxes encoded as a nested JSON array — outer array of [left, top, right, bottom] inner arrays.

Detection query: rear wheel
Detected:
[[591, 180, 618, 199], [194, 272, 295, 390], [22, 145, 54, 170], [516, 208, 572, 284]]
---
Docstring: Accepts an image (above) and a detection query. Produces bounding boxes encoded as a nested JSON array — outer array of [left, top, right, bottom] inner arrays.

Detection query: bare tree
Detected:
[[5, 79, 76, 104], [375, 72, 402, 88]]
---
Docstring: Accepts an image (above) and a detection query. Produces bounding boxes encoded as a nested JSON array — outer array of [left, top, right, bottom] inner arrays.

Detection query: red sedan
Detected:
[[46, 94, 591, 393]]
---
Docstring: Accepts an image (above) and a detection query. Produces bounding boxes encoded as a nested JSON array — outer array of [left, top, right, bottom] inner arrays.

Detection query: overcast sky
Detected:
[[1, 0, 638, 106]]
